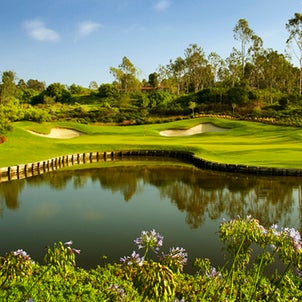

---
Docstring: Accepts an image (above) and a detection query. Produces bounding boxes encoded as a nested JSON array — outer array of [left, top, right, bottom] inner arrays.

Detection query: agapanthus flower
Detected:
[[66, 246, 81, 255], [13, 249, 29, 258], [270, 224, 280, 236], [134, 229, 163, 254], [63, 240, 81, 254], [206, 266, 221, 278], [109, 284, 126, 298], [13, 249, 31, 260], [120, 251, 143, 266], [72, 248, 81, 254], [288, 228, 301, 243], [258, 225, 267, 235], [12, 249, 34, 264], [165, 247, 188, 266], [283, 227, 302, 252]]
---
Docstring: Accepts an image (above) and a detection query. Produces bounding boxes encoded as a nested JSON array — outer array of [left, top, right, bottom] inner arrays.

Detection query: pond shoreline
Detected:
[[1, 149, 302, 183]]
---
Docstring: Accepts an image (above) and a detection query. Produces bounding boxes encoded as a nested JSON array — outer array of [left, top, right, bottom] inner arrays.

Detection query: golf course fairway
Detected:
[[1, 117, 302, 169]]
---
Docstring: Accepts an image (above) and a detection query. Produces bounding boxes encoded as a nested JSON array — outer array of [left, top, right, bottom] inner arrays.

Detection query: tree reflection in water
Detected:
[[0, 161, 301, 230]]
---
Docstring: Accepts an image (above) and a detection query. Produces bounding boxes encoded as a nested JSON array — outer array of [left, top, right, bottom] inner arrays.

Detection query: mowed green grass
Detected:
[[1, 117, 302, 168]]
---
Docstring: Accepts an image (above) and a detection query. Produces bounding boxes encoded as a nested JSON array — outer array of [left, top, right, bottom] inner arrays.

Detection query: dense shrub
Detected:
[[1, 218, 302, 301], [23, 106, 51, 123]]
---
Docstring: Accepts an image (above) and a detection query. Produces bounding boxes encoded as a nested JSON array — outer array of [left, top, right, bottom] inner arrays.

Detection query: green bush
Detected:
[[1, 218, 302, 301]]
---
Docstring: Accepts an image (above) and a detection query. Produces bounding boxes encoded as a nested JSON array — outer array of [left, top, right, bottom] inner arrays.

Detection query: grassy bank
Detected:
[[1, 117, 302, 168]]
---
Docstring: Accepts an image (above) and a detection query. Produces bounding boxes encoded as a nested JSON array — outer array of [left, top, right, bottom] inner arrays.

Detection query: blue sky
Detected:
[[0, 0, 301, 87]]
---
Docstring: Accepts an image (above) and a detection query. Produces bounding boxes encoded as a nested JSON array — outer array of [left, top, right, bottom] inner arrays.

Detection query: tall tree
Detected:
[[261, 49, 297, 95], [157, 64, 177, 94], [233, 18, 255, 79], [184, 44, 212, 92], [168, 57, 186, 95], [224, 48, 242, 87], [208, 52, 225, 83], [0, 71, 17, 105], [110, 56, 140, 91], [286, 13, 302, 94], [245, 34, 263, 86]]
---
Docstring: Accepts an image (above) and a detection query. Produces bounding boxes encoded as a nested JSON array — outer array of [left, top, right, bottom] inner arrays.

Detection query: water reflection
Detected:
[[1, 162, 301, 229], [0, 160, 301, 269]]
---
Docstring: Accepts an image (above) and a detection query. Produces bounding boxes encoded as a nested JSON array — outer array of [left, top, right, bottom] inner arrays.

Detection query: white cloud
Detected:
[[153, 0, 172, 12], [24, 20, 60, 42], [77, 21, 102, 37]]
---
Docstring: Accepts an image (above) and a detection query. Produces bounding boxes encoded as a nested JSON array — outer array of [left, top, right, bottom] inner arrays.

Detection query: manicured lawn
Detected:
[[1, 117, 302, 168]]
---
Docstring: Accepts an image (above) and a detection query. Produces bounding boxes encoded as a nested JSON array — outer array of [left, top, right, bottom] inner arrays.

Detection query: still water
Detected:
[[0, 159, 301, 271]]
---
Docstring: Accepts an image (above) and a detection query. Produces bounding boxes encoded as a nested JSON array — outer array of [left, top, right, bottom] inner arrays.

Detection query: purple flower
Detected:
[[13, 249, 28, 257], [206, 266, 221, 278], [258, 225, 267, 235], [270, 224, 280, 236], [134, 229, 164, 254], [120, 251, 143, 266], [165, 247, 188, 266], [289, 228, 301, 243], [63, 241, 81, 254], [72, 248, 81, 254], [109, 284, 126, 299], [282, 227, 302, 252], [13, 249, 32, 261]]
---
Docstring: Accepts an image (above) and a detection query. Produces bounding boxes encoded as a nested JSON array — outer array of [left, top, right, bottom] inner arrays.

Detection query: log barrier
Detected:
[[1, 150, 302, 183]]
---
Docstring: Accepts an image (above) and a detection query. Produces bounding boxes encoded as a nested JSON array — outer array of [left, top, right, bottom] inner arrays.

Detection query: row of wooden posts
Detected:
[[1, 150, 302, 183], [0, 151, 120, 183]]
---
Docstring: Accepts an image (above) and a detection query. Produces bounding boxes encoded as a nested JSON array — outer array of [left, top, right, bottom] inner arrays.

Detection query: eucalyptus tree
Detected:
[[208, 52, 225, 84], [110, 56, 140, 92], [245, 35, 264, 86], [262, 49, 298, 95], [157, 64, 177, 94], [247, 48, 266, 89], [286, 13, 302, 94], [169, 57, 186, 94], [223, 48, 242, 87], [233, 18, 259, 79], [184, 44, 213, 92]]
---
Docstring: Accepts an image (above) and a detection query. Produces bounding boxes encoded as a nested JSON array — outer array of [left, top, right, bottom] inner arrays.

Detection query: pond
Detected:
[[0, 158, 301, 272]]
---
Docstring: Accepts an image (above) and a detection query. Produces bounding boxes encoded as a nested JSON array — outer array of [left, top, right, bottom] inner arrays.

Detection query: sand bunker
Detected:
[[27, 128, 82, 139], [160, 123, 229, 137]]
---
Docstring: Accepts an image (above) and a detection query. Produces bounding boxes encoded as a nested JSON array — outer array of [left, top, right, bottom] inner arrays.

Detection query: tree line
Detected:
[[1, 14, 302, 133]]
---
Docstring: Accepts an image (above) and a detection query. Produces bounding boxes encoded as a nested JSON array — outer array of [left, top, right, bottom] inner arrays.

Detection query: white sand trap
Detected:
[[160, 123, 229, 137], [27, 128, 82, 139]]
